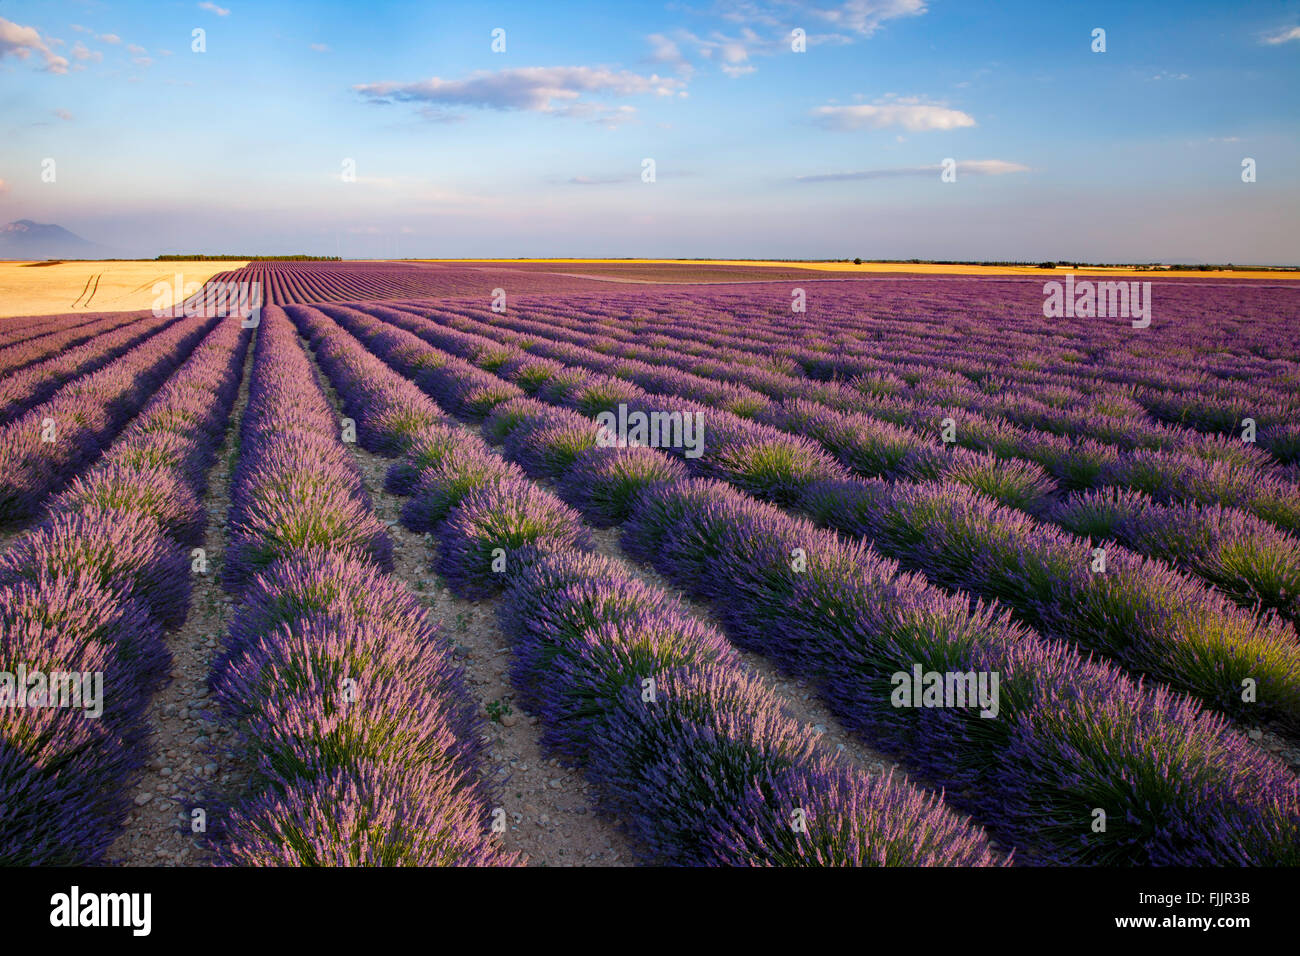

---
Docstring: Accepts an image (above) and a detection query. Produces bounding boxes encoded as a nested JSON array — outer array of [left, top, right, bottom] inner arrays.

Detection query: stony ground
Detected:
[[96, 317, 1300, 867], [108, 342, 255, 865]]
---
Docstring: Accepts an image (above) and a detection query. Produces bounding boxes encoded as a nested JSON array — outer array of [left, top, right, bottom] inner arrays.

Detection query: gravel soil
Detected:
[[108, 334, 256, 866], [297, 326, 634, 867]]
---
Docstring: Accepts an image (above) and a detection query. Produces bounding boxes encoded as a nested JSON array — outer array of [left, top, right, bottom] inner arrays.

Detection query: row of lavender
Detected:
[[206, 306, 513, 865], [289, 302, 1007, 866], [605, 281, 1300, 429], [0, 312, 183, 427], [425, 281, 1300, 459], [220, 261, 613, 308], [403, 298, 1300, 628], [416, 298, 1298, 530], [327, 301, 1300, 730], [0, 310, 151, 380], [0, 314, 220, 526], [289, 301, 1300, 866], [0, 311, 114, 350], [509, 298, 1300, 621], [453, 292, 1297, 469], [0, 316, 250, 864], [378, 298, 1283, 514]]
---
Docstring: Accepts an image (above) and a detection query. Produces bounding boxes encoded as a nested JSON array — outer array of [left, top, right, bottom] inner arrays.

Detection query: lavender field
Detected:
[[2, 262, 1299, 868]]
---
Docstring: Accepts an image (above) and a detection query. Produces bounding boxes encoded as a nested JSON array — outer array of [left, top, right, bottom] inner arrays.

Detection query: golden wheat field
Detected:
[[0, 261, 248, 319]]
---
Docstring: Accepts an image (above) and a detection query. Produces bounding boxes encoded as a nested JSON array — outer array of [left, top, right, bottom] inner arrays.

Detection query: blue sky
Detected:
[[1, 0, 1298, 261]]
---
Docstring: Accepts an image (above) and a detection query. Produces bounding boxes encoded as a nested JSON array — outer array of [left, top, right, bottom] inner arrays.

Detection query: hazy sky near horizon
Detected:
[[1, 0, 1298, 262]]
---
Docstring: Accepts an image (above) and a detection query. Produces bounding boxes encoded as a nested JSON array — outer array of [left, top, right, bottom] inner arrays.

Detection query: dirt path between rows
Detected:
[[295, 327, 634, 866], [108, 334, 256, 866]]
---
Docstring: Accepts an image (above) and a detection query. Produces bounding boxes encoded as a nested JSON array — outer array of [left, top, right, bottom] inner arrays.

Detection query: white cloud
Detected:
[[355, 66, 685, 116], [199, 2, 232, 16], [653, 2, 919, 79], [0, 17, 70, 73], [1262, 25, 1300, 44], [70, 42, 102, 63], [310, 43, 331, 53], [819, 0, 928, 36], [812, 97, 976, 131], [569, 174, 633, 185], [54, 108, 72, 121], [99, 33, 121, 44], [128, 44, 147, 55], [716, 0, 926, 37], [797, 159, 1028, 182], [646, 33, 693, 77]]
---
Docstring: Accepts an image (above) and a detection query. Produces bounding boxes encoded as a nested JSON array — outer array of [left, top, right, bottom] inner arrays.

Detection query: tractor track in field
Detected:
[[108, 332, 257, 866], [294, 325, 634, 867], [82, 272, 103, 309], [69, 272, 96, 309]]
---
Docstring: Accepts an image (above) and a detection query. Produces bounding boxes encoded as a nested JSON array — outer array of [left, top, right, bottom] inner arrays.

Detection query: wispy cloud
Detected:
[[355, 66, 685, 119], [655, 1, 924, 78], [98, 33, 121, 44], [568, 174, 634, 185], [812, 97, 975, 131], [128, 43, 147, 55], [70, 42, 102, 63], [714, 0, 926, 37], [54, 108, 73, 121], [414, 107, 467, 123], [310, 43, 331, 53], [1262, 25, 1300, 45], [0, 18, 70, 73], [198, 2, 232, 16], [796, 159, 1028, 182], [646, 33, 694, 77]]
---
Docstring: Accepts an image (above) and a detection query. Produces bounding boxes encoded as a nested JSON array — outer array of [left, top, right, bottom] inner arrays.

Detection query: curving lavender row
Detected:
[[0, 311, 132, 350], [0, 315, 251, 865], [288, 301, 1007, 866], [409, 294, 1284, 476], [393, 299, 1297, 632], [382, 296, 1300, 536], [0, 313, 221, 526], [291, 300, 1300, 866], [209, 306, 513, 866], [0, 310, 153, 380], [364, 298, 1300, 617], [486, 395, 1300, 866], [797, 477, 1300, 729], [0, 314, 85, 350], [0, 311, 183, 426], [219, 260, 624, 306], [1051, 486, 1300, 626], [493, 281, 1299, 420], [403, 291, 1289, 469], [319, 300, 1300, 732]]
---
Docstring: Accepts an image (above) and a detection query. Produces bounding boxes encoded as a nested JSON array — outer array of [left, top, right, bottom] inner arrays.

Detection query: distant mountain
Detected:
[[0, 220, 106, 259]]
